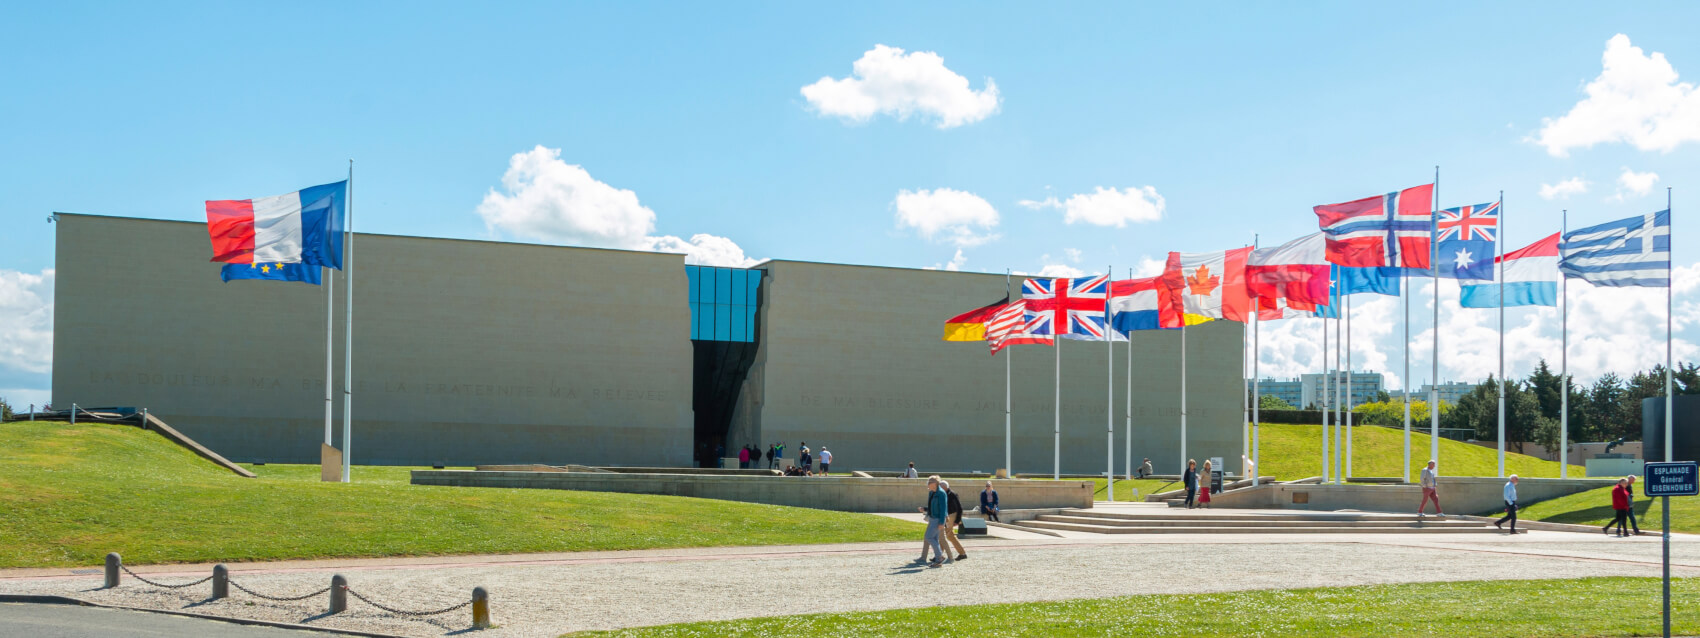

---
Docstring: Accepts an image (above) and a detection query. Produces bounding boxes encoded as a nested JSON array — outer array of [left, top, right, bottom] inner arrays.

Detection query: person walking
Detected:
[[916, 476, 948, 567], [818, 447, 833, 474], [1494, 474, 1519, 534], [738, 445, 750, 469], [1198, 459, 1213, 509], [766, 444, 776, 469], [1183, 459, 1199, 509], [1625, 475, 1642, 535], [941, 480, 968, 561], [799, 442, 811, 472], [902, 462, 919, 478], [980, 482, 1001, 522], [1606, 478, 1632, 537], [1138, 458, 1153, 479], [1417, 460, 1444, 518]]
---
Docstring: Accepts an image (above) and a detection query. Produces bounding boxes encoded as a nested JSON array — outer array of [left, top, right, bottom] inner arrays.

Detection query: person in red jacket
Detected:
[[1605, 478, 1632, 537]]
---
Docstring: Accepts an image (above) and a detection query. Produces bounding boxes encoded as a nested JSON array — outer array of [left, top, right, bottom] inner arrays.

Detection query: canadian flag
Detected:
[[1161, 247, 1252, 325]]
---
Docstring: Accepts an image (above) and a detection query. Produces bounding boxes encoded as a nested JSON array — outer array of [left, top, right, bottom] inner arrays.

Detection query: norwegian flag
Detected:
[[986, 300, 1052, 354], [1022, 275, 1110, 338], [1313, 183, 1434, 269]]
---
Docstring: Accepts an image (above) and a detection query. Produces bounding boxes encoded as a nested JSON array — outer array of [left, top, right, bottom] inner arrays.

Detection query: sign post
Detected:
[[1644, 461, 1698, 638]]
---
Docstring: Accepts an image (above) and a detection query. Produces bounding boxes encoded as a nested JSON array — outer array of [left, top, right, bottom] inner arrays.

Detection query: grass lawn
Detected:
[[567, 577, 1699, 637], [1247, 423, 1582, 482], [1065, 478, 1173, 501], [0, 421, 922, 569], [1522, 485, 1700, 534]]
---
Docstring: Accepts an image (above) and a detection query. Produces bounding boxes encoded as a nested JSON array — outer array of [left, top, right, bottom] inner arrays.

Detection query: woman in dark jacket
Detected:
[[979, 482, 1000, 522], [1183, 459, 1199, 509], [1606, 478, 1632, 537]]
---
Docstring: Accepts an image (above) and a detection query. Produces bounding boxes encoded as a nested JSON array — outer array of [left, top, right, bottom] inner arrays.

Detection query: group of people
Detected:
[[917, 476, 1001, 567], [1606, 475, 1643, 537], [736, 441, 832, 473], [1181, 459, 1214, 509]]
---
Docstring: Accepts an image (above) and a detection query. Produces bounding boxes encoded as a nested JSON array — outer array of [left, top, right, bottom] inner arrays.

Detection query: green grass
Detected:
[[567, 577, 1699, 637], [0, 421, 922, 568], [1063, 478, 1172, 501], [1521, 485, 1700, 534], [1247, 423, 1582, 482]]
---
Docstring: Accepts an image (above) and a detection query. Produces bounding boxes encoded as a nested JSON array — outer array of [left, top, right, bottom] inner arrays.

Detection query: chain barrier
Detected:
[[345, 587, 473, 617], [228, 580, 334, 602], [119, 564, 213, 589]]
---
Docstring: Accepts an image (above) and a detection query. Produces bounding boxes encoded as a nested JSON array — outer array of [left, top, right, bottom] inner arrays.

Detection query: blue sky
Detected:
[[3, 2, 1699, 406]]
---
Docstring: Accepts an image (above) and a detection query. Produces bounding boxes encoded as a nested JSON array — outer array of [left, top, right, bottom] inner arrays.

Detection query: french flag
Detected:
[[206, 181, 347, 268]]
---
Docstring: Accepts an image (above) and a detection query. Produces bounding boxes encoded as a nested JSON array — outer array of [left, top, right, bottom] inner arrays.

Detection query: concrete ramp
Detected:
[[1014, 508, 1495, 534]]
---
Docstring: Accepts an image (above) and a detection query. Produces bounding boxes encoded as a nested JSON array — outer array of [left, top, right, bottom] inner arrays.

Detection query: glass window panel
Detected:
[[730, 303, 747, 342], [714, 304, 732, 341], [716, 268, 732, 305], [747, 271, 761, 305], [745, 305, 758, 341], [690, 302, 704, 340], [699, 268, 716, 303], [729, 269, 747, 305], [686, 266, 701, 302]]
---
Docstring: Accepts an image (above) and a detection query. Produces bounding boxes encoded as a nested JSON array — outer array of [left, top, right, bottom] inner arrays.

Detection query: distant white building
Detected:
[[1253, 371, 1384, 409], [1387, 381, 1474, 406]]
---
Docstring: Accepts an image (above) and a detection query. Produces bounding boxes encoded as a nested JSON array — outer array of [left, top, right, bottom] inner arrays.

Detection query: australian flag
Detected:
[[1434, 200, 1499, 280], [220, 262, 323, 285]]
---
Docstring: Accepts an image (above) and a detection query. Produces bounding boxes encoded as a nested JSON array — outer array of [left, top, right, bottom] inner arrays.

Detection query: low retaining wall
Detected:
[[410, 471, 1094, 513], [1212, 477, 1618, 515]]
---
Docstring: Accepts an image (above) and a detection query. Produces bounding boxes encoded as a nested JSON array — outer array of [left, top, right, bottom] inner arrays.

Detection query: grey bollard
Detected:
[[212, 564, 228, 599], [104, 553, 120, 588], [71, 404, 77, 425], [472, 587, 490, 629], [329, 574, 347, 614]]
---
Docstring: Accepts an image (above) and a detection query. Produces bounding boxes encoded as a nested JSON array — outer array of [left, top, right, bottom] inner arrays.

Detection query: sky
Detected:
[[4, 2, 1700, 407]]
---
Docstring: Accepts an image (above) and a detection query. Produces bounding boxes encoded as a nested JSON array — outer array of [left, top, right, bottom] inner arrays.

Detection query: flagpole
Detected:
[[341, 160, 355, 483], [1334, 303, 1343, 484], [1252, 238, 1261, 488], [1125, 267, 1134, 481], [1560, 210, 1569, 478], [1346, 294, 1353, 480], [1667, 186, 1674, 464], [1321, 309, 1329, 482], [324, 257, 334, 453], [1497, 191, 1506, 478], [1181, 318, 1188, 478], [1403, 265, 1412, 482], [1431, 166, 1441, 471], [1005, 270, 1013, 477], [1106, 267, 1115, 502], [1055, 319, 1062, 481]]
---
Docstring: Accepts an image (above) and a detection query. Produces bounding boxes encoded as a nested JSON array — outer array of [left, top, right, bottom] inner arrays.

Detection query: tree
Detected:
[[1441, 378, 1497, 440], [1528, 359, 1562, 421], [1586, 373, 1629, 442], [0, 397, 9, 421], [1374, 390, 1392, 403], [1258, 394, 1294, 410]]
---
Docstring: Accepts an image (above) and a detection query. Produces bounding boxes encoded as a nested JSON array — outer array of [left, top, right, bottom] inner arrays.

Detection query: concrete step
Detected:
[[1057, 509, 1459, 523], [1034, 514, 1486, 529], [1013, 519, 1497, 534]]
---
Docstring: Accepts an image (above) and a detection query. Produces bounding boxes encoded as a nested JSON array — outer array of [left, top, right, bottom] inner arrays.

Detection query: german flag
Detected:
[[942, 296, 1009, 341]]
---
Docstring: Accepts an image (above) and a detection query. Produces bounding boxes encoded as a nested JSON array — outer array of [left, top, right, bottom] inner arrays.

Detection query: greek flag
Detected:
[[1560, 210, 1671, 288]]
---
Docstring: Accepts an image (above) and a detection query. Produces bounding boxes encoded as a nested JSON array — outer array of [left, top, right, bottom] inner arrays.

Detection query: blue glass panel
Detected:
[[747, 271, 761, 305], [729, 269, 747, 305], [716, 268, 732, 306], [689, 302, 704, 340], [714, 304, 732, 341], [730, 303, 747, 342], [698, 267, 716, 303], [744, 305, 758, 341], [685, 266, 701, 302]]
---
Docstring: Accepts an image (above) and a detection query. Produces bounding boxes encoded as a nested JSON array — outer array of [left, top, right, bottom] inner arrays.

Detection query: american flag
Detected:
[[986, 300, 1051, 354], [1022, 275, 1110, 338]]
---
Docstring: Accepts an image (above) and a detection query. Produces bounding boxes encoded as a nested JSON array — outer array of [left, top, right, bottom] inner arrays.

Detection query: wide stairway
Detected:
[[1012, 507, 1496, 534]]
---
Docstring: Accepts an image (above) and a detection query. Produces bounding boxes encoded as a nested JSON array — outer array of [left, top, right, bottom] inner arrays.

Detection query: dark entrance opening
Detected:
[[692, 341, 758, 467]]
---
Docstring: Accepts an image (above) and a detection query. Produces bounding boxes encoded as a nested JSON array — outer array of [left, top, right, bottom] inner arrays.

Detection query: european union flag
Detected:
[[220, 262, 322, 285]]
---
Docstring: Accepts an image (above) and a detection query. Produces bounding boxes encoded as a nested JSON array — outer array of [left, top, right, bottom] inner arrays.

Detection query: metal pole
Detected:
[[1126, 271, 1134, 481], [1181, 319, 1188, 476], [1107, 267, 1114, 501], [1561, 210, 1568, 478], [1334, 308, 1343, 484], [1667, 186, 1673, 465], [1005, 271, 1012, 477], [1403, 266, 1411, 481], [1431, 166, 1441, 469], [1497, 191, 1506, 478], [1253, 262, 1261, 488], [1054, 327, 1061, 480], [1346, 295, 1353, 480], [341, 161, 354, 483], [325, 260, 334, 449], [1321, 312, 1330, 481], [1664, 493, 1672, 638]]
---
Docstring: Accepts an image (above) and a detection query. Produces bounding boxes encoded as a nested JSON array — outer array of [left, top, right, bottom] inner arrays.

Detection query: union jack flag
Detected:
[[1022, 275, 1110, 338], [1436, 201, 1499, 242]]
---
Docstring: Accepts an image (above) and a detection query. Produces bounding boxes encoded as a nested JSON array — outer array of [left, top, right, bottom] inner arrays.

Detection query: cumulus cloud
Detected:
[[1034, 257, 1087, 278], [1538, 177, 1589, 200], [1616, 167, 1660, 199], [800, 44, 1000, 129], [0, 268, 54, 375], [478, 146, 759, 267], [1535, 34, 1700, 156], [893, 187, 1000, 247], [924, 249, 969, 272], [1064, 248, 1083, 264], [1023, 187, 1165, 226], [1251, 295, 1401, 389]]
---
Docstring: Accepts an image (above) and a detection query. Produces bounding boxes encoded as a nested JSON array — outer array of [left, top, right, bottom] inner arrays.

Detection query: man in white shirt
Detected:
[[819, 447, 833, 473], [1495, 475, 1519, 533], [1417, 460, 1443, 518], [902, 462, 919, 478]]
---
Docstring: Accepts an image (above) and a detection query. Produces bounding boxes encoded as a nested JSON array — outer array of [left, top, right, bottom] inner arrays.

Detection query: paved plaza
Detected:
[[3, 513, 1697, 638]]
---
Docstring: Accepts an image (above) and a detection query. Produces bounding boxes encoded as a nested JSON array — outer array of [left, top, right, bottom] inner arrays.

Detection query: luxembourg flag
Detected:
[[1460, 233, 1560, 308], [206, 181, 347, 268]]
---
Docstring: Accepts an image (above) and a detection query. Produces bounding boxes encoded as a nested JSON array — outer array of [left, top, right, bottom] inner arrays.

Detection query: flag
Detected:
[[220, 262, 323, 285], [1161, 248, 1252, 323], [1336, 265, 1403, 296], [1246, 233, 1330, 306], [206, 180, 348, 268], [1313, 183, 1434, 268], [942, 297, 1008, 341], [1434, 201, 1499, 280], [1462, 233, 1560, 308], [987, 300, 1052, 353], [1113, 276, 1212, 332], [1561, 210, 1672, 287], [1022, 275, 1110, 338], [1256, 296, 1324, 320]]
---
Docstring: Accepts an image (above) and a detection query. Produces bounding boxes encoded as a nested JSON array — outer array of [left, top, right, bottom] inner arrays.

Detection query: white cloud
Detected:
[[1064, 248, 1083, 264], [1616, 167, 1660, 199], [1063, 187, 1165, 226], [1538, 177, 1589, 200], [893, 187, 1000, 247], [0, 268, 53, 375], [1133, 257, 1166, 277], [1034, 257, 1087, 278], [1017, 196, 1060, 210], [925, 249, 969, 272], [800, 44, 1000, 129], [1535, 34, 1700, 156], [478, 146, 760, 267]]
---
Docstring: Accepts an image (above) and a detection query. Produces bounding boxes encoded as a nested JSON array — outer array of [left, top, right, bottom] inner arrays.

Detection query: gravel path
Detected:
[[4, 534, 1697, 638]]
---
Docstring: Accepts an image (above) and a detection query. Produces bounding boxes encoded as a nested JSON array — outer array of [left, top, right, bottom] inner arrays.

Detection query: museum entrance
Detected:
[[684, 265, 763, 468]]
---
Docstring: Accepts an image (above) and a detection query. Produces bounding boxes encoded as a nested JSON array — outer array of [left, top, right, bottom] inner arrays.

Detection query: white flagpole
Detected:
[[1560, 210, 1569, 478], [1054, 316, 1062, 481], [1181, 318, 1188, 477], [1005, 270, 1013, 477], [1346, 294, 1353, 480], [1125, 267, 1134, 482], [1252, 236, 1261, 488], [1334, 304, 1343, 484], [324, 259, 334, 451], [1497, 192, 1506, 478], [1667, 187, 1674, 463], [1321, 309, 1330, 481], [1106, 267, 1115, 501], [1431, 166, 1441, 470], [1403, 266, 1412, 482], [341, 161, 355, 483]]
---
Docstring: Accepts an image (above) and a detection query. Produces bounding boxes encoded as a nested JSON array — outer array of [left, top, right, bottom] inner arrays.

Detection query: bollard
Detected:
[[141, 408, 149, 429], [104, 553, 120, 588], [70, 403, 77, 425], [212, 564, 228, 599], [28, 404, 33, 421], [329, 574, 347, 614], [472, 586, 490, 629]]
